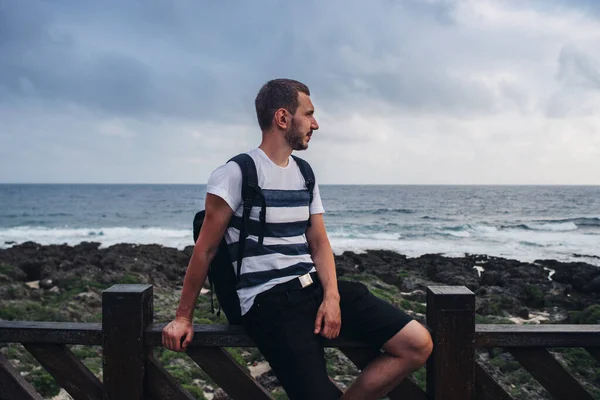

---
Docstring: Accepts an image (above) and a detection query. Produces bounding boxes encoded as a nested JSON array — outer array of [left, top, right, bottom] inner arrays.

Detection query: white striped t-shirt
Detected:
[[206, 148, 325, 315]]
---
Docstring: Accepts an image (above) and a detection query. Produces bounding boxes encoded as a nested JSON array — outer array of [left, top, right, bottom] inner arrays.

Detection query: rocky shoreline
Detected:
[[1, 242, 599, 399]]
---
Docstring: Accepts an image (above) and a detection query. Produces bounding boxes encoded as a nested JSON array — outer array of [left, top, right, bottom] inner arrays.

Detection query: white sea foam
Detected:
[[525, 222, 578, 232], [0, 226, 192, 249], [2, 224, 600, 267], [446, 230, 471, 238], [326, 226, 600, 267]]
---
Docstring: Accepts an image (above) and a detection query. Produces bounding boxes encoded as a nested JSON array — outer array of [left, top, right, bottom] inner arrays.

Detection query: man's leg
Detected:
[[337, 280, 433, 400], [341, 320, 432, 399], [243, 286, 340, 400]]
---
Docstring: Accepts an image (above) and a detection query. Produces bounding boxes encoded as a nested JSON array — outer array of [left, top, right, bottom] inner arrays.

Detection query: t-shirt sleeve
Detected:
[[206, 161, 243, 212], [310, 178, 325, 215]]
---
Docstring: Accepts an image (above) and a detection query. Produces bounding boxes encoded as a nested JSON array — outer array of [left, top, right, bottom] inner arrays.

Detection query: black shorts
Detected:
[[241, 275, 414, 400]]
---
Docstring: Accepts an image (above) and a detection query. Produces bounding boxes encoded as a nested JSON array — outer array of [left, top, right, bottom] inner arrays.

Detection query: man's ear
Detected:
[[274, 108, 289, 130]]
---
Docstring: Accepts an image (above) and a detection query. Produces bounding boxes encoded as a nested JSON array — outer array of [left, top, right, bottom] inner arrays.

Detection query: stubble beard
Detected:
[[284, 118, 309, 151]]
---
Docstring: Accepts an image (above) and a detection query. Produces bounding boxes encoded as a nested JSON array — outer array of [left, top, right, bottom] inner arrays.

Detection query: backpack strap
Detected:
[[291, 155, 316, 227], [228, 154, 266, 280]]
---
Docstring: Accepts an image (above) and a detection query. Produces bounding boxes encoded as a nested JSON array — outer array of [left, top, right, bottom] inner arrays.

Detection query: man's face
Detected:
[[284, 92, 319, 151]]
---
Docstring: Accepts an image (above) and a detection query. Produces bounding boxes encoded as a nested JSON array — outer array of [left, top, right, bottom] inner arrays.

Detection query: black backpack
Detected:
[[193, 153, 316, 324]]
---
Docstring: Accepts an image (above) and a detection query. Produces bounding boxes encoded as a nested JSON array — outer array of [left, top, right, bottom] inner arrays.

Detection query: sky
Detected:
[[1, 0, 600, 185]]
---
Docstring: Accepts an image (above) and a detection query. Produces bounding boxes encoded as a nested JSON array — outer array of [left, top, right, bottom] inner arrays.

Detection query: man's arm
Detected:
[[162, 193, 233, 351], [306, 213, 341, 339]]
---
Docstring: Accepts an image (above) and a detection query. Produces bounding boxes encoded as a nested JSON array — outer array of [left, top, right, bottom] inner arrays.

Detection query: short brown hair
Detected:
[[254, 79, 310, 131]]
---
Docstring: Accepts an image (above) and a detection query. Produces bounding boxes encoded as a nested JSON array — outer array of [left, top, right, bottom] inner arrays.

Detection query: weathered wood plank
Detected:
[[426, 286, 476, 400], [340, 347, 427, 400], [585, 347, 600, 364], [475, 362, 514, 400], [145, 323, 369, 348], [102, 284, 153, 400], [146, 355, 197, 400], [476, 325, 600, 348], [23, 343, 103, 400], [187, 347, 273, 400], [0, 321, 102, 345], [146, 323, 254, 347], [149, 323, 600, 349], [0, 352, 43, 400], [509, 348, 593, 400]]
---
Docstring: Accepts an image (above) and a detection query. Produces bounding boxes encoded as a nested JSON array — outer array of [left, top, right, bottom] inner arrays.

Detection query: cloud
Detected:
[[1, 0, 600, 184]]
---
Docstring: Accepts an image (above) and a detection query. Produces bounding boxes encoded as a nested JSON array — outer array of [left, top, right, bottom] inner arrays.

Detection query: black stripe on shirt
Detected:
[[237, 262, 314, 289], [230, 216, 308, 238], [252, 189, 310, 208], [228, 239, 310, 261]]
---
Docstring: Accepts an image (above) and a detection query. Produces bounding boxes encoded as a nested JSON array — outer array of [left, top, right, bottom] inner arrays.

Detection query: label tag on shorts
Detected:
[[299, 273, 313, 288]]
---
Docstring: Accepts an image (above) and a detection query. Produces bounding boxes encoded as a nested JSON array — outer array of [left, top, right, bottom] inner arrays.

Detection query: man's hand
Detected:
[[162, 317, 194, 352], [314, 295, 341, 339]]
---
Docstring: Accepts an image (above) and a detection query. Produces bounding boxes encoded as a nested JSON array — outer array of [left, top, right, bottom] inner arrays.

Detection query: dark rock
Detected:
[[540, 259, 600, 292], [2, 241, 599, 330], [18, 260, 46, 281], [523, 285, 545, 308], [100, 253, 120, 270], [212, 389, 231, 400], [255, 369, 280, 392], [73, 241, 102, 252], [0, 284, 29, 300], [2, 265, 26, 281], [517, 308, 530, 320], [58, 260, 74, 271], [585, 275, 600, 294], [397, 277, 423, 292], [39, 279, 54, 289], [481, 271, 505, 286], [74, 292, 102, 307]]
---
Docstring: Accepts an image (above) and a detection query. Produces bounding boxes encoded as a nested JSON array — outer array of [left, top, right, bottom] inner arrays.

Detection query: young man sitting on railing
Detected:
[[162, 78, 433, 400]]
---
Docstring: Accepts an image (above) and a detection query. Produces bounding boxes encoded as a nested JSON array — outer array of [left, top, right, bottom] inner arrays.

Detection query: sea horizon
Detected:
[[2, 183, 600, 187]]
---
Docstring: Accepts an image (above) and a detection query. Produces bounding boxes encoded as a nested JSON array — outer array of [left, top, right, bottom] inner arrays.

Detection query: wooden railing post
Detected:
[[102, 284, 153, 400], [426, 286, 475, 400]]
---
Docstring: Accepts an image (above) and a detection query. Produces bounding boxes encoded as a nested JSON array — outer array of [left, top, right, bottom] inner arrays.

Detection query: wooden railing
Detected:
[[1, 284, 599, 399]]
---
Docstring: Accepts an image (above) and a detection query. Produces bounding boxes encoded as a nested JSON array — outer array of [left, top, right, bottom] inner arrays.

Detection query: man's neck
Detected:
[[259, 138, 293, 168]]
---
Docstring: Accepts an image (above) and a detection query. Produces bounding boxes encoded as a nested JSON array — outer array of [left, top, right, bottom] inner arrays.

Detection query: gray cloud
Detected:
[[546, 46, 600, 117], [1, 0, 599, 184], [0, 0, 507, 122], [557, 46, 600, 89]]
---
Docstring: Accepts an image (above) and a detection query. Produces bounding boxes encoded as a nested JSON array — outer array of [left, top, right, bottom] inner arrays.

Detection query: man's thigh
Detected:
[[338, 280, 415, 350], [243, 288, 339, 400]]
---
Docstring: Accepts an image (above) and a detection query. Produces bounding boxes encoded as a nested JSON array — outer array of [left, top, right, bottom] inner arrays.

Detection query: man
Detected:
[[163, 78, 433, 399]]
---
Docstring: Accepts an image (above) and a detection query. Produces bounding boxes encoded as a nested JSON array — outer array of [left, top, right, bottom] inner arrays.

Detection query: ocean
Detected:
[[1, 184, 599, 266]]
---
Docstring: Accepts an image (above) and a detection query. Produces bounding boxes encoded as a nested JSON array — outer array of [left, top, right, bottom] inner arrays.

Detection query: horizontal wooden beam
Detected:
[[0, 321, 101, 345], [2, 322, 599, 349], [145, 323, 370, 348], [475, 325, 600, 348]]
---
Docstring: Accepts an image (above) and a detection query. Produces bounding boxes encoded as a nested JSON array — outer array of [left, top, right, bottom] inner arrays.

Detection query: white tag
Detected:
[[299, 273, 313, 288]]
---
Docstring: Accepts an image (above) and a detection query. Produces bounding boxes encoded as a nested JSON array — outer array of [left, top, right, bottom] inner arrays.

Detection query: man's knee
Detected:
[[383, 320, 433, 367]]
